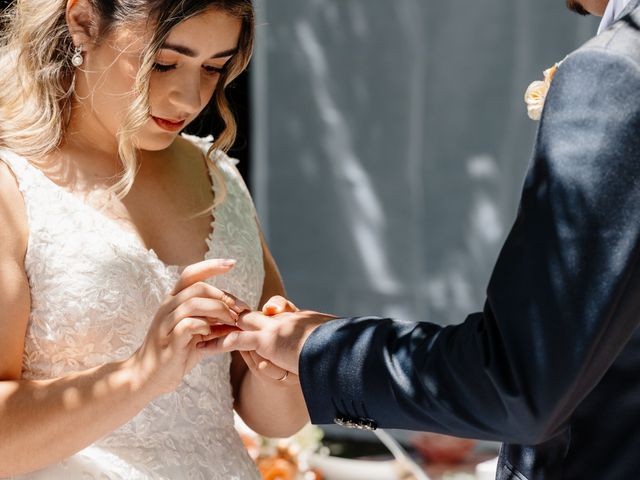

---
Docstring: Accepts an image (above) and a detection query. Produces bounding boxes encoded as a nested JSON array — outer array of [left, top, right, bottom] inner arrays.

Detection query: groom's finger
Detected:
[[202, 324, 241, 341], [239, 350, 258, 370], [249, 350, 289, 380], [199, 330, 262, 354], [235, 310, 270, 331]]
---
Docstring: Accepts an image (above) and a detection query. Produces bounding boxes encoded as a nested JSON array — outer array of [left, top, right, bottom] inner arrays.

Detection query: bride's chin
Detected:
[[134, 129, 181, 152]]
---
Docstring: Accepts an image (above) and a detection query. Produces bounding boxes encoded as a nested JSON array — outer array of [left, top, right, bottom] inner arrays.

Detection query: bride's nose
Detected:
[[167, 75, 203, 116]]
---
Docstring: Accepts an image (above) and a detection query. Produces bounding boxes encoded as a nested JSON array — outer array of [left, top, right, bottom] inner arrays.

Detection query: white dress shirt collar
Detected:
[[598, 0, 633, 34]]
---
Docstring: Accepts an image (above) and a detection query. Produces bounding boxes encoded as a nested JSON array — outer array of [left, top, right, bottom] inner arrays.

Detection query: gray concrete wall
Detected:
[[251, 0, 598, 326]]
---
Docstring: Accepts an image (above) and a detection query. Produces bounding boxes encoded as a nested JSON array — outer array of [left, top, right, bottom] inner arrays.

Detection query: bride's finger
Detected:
[[171, 317, 211, 348], [170, 281, 249, 315], [170, 259, 237, 295], [169, 297, 238, 331]]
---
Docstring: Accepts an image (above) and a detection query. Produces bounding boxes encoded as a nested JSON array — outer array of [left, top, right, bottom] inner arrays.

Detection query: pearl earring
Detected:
[[71, 45, 84, 67]]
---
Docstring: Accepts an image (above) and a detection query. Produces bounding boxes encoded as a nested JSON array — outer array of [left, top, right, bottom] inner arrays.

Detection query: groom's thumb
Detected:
[[262, 295, 299, 316]]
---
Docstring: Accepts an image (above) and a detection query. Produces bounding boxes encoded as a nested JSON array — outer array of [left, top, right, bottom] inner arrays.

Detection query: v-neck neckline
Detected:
[[5, 148, 219, 276]]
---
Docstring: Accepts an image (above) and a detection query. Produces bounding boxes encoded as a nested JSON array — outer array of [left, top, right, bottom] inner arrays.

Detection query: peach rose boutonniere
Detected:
[[524, 61, 563, 121]]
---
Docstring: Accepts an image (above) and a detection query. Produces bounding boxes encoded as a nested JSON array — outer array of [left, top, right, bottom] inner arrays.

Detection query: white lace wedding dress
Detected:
[[0, 135, 264, 479]]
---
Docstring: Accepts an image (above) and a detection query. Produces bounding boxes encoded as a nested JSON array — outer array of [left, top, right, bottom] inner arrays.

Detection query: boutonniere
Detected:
[[524, 60, 564, 121]]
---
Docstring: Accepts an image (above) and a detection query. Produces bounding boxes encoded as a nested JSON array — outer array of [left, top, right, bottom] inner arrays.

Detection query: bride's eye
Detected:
[[153, 63, 176, 73], [203, 65, 224, 76]]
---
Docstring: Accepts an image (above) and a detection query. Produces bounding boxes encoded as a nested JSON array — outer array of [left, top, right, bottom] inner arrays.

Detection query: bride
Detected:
[[0, 0, 308, 478]]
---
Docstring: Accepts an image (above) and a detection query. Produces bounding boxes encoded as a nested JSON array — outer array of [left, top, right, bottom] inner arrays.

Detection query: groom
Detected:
[[212, 1, 640, 478]]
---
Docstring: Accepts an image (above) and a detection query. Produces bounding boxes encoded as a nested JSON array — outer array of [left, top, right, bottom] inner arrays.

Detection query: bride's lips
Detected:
[[152, 116, 186, 132]]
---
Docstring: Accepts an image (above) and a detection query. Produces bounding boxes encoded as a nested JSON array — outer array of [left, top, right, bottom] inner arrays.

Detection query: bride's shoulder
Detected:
[[179, 133, 239, 167], [0, 150, 27, 203], [178, 133, 247, 191], [0, 155, 28, 257]]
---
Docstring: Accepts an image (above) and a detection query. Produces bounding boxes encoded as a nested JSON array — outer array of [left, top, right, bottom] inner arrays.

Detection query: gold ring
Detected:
[[221, 293, 231, 305], [277, 370, 289, 382]]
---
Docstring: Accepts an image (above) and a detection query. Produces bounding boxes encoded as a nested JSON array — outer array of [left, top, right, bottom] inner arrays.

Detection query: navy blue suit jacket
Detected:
[[299, 3, 640, 479]]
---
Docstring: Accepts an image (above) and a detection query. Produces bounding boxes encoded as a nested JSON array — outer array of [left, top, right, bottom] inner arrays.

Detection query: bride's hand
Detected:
[[130, 259, 247, 397]]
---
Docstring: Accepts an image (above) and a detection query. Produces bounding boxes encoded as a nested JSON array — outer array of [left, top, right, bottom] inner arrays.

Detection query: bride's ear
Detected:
[[66, 0, 100, 50]]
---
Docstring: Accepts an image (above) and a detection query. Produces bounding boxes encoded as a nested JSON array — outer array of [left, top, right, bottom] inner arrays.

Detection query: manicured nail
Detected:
[[222, 259, 237, 267]]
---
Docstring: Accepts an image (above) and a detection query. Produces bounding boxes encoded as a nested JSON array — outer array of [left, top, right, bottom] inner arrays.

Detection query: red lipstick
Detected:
[[152, 116, 186, 132]]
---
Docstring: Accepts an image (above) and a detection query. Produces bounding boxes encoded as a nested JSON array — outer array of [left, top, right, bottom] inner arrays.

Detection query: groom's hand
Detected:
[[202, 309, 336, 375]]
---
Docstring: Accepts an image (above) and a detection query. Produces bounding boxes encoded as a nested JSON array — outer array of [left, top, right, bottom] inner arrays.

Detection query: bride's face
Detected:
[[73, 7, 242, 151], [565, 0, 608, 15]]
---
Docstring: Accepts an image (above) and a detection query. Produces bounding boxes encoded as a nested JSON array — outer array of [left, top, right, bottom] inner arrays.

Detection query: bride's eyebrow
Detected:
[[161, 42, 238, 59]]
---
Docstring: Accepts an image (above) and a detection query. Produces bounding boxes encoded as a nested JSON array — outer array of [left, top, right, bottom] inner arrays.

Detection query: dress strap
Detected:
[[0, 148, 41, 197]]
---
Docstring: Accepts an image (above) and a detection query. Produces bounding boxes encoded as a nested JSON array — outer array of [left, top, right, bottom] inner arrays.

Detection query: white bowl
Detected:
[[307, 453, 428, 480], [475, 456, 499, 480]]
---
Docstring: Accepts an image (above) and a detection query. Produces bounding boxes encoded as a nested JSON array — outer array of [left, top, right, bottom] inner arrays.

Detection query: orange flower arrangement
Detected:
[[237, 419, 325, 480], [256, 446, 323, 480], [257, 448, 297, 480]]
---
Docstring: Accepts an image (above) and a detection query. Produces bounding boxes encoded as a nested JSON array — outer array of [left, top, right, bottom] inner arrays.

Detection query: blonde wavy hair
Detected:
[[0, 0, 254, 204]]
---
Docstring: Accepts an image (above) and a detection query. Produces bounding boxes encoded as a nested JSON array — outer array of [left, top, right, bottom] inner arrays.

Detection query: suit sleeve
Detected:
[[299, 48, 640, 445]]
